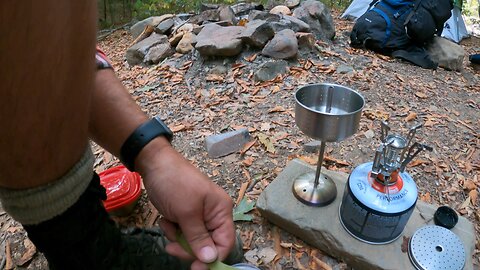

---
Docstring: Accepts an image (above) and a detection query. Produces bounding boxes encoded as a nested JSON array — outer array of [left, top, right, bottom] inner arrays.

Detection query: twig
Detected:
[[96, 22, 133, 41]]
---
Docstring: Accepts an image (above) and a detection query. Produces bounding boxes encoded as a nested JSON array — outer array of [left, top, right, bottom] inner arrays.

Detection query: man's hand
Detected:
[[136, 137, 235, 270]]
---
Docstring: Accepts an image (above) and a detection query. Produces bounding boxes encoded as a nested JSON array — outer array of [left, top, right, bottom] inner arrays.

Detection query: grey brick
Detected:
[[205, 128, 250, 158]]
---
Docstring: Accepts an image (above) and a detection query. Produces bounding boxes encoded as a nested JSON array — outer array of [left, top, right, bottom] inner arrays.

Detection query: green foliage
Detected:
[[233, 198, 255, 222]]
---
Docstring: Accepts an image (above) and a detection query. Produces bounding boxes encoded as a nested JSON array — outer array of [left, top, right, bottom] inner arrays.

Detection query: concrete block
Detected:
[[257, 159, 475, 270], [303, 140, 321, 153], [205, 128, 250, 158]]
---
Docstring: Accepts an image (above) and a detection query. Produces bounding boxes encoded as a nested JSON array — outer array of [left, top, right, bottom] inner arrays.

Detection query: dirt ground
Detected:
[[1, 11, 479, 270]]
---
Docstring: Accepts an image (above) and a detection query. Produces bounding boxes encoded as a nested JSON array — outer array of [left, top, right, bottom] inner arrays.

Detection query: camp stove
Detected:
[[339, 121, 432, 244]]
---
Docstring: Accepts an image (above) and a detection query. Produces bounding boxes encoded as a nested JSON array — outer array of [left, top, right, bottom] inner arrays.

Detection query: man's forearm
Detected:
[[90, 69, 171, 170]]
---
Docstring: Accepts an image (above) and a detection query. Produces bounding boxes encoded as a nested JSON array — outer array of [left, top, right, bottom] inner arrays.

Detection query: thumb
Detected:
[[179, 220, 218, 264]]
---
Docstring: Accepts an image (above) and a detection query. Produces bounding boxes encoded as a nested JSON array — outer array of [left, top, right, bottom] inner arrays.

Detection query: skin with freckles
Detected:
[[0, 1, 235, 269]]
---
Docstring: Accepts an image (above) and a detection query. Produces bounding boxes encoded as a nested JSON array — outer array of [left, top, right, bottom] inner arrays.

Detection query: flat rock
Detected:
[[336, 64, 354, 74], [205, 128, 250, 158], [269, 15, 311, 33], [154, 18, 174, 34], [257, 159, 475, 270], [270, 5, 291, 15], [286, 0, 301, 8], [218, 5, 237, 24], [190, 9, 220, 25], [239, 20, 274, 48], [303, 140, 322, 153], [126, 33, 169, 65], [130, 15, 174, 39], [144, 43, 174, 64], [262, 29, 298, 59], [428, 36, 465, 71], [293, 0, 335, 41], [176, 32, 196, 54], [296, 32, 316, 50], [254, 60, 289, 82], [195, 24, 244, 57], [231, 2, 265, 17], [248, 10, 281, 22]]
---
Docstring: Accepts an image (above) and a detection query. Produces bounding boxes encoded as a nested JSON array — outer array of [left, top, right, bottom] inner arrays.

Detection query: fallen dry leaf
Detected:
[[312, 256, 333, 270], [236, 181, 250, 205], [420, 192, 432, 203], [257, 133, 276, 154], [170, 124, 186, 132], [415, 92, 428, 99], [5, 240, 13, 270], [469, 190, 478, 206], [409, 159, 429, 167], [242, 157, 254, 167], [17, 238, 37, 266], [240, 140, 256, 155], [205, 73, 224, 82], [401, 236, 410, 253], [268, 106, 286, 113], [464, 180, 477, 191], [405, 112, 417, 122], [244, 53, 257, 62]]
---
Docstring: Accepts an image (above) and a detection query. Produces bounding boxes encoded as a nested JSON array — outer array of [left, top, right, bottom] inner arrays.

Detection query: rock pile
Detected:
[[126, 0, 335, 66]]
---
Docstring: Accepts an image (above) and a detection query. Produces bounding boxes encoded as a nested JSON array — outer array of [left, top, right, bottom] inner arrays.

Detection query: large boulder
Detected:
[[144, 43, 174, 64], [427, 37, 465, 71], [239, 20, 275, 48], [130, 15, 174, 39], [195, 24, 244, 57], [292, 0, 335, 40], [126, 33, 169, 65], [262, 29, 298, 59]]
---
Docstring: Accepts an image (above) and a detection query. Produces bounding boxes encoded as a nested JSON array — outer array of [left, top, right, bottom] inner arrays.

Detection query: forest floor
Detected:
[[1, 11, 479, 270]]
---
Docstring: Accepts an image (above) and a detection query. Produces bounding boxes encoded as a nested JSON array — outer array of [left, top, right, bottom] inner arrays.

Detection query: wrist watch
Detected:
[[120, 116, 173, 171]]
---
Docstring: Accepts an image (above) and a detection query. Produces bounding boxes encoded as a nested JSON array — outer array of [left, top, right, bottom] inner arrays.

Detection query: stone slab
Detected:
[[257, 159, 475, 270]]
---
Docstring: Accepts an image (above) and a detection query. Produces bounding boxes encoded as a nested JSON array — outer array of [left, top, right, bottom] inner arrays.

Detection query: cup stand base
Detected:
[[292, 172, 337, 207]]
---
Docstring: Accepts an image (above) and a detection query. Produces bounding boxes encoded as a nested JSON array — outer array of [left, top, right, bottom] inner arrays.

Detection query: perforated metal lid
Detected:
[[408, 226, 465, 270]]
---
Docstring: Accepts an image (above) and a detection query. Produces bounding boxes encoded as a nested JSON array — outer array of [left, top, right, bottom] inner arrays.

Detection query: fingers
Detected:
[[179, 217, 218, 264], [209, 214, 235, 261]]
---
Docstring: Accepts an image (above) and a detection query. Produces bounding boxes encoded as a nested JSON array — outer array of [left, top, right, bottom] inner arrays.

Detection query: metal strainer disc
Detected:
[[408, 225, 465, 270]]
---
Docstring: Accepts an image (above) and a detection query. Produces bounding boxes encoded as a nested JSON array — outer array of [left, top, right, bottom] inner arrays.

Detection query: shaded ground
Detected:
[[1, 11, 479, 270]]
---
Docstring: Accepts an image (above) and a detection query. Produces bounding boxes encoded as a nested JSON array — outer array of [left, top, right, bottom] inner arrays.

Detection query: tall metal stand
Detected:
[[292, 141, 337, 206]]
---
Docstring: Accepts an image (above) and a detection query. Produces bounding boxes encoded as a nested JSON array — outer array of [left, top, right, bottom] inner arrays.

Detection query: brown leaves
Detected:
[[415, 91, 428, 99], [257, 133, 276, 154], [268, 106, 286, 113], [364, 108, 390, 121], [420, 192, 432, 203], [401, 236, 410, 253], [405, 112, 417, 122], [205, 73, 224, 82], [17, 238, 37, 266]]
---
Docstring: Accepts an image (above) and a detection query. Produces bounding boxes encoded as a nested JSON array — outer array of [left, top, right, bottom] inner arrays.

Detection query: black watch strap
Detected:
[[120, 116, 173, 171]]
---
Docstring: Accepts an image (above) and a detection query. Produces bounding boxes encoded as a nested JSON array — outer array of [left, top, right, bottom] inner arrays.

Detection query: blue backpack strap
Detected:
[[372, 7, 392, 48]]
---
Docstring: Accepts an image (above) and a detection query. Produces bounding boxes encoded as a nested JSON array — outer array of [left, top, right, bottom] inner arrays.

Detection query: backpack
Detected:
[[350, 0, 415, 54], [405, 0, 454, 44]]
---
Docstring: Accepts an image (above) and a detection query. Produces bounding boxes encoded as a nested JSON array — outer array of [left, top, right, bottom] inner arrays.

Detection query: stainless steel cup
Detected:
[[295, 83, 365, 142]]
